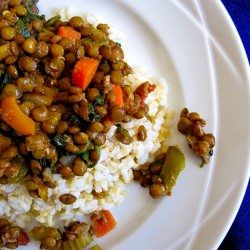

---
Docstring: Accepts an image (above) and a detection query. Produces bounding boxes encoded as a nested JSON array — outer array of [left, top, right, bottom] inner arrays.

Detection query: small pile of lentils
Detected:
[[177, 108, 215, 167]]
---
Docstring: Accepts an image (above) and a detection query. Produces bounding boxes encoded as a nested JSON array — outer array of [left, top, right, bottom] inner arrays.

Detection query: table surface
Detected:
[[219, 1, 250, 249]]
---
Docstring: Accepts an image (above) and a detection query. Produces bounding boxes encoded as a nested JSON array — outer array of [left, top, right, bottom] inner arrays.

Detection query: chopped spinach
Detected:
[[209, 149, 214, 157], [22, 0, 45, 23], [94, 145, 100, 155], [88, 103, 101, 122], [77, 140, 92, 155], [78, 141, 99, 168], [69, 115, 83, 127], [95, 93, 105, 106], [0, 70, 12, 91], [15, 19, 31, 38], [200, 149, 214, 168]]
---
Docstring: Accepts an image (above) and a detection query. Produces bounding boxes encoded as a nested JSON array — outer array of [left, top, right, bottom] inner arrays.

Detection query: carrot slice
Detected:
[[110, 84, 123, 107], [57, 26, 81, 40], [72, 57, 99, 91], [1, 96, 36, 136], [93, 210, 117, 237]]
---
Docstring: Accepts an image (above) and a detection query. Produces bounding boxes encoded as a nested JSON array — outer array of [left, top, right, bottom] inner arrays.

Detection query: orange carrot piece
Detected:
[[1, 96, 36, 136], [57, 26, 81, 40], [93, 210, 117, 237], [72, 57, 99, 91], [111, 84, 123, 107]]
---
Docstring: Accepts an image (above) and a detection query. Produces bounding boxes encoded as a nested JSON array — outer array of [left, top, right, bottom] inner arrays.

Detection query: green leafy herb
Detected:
[[95, 93, 105, 106], [0, 70, 12, 91], [49, 164, 57, 174], [53, 134, 65, 147], [209, 149, 214, 157], [94, 145, 100, 155], [69, 115, 83, 127], [22, 0, 45, 23], [65, 151, 74, 156], [45, 15, 61, 27], [116, 42, 121, 47], [39, 159, 56, 174], [15, 19, 31, 38], [78, 141, 97, 168], [88, 103, 101, 122], [77, 140, 92, 155], [200, 149, 214, 168]]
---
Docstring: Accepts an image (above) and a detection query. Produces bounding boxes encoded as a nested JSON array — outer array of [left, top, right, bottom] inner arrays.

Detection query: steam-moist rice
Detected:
[[0, 11, 173, 229]]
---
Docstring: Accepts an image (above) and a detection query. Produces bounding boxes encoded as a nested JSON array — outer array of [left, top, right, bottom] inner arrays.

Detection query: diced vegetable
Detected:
[[72, 57, 99, 91], [57, 26, 81, 40], [93, 210, 117, 237], [1, 96, 36, 136], [61, 232, 93, 250], [111, 84, 123, 107], [160, 146, 185, 195]]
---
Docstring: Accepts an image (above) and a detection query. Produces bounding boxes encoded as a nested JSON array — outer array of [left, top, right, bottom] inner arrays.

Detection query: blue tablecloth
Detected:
[[219, 1, 250, 249]]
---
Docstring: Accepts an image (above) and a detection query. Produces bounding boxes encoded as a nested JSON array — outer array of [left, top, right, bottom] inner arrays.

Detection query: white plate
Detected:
[[23, 0, 250, 249]]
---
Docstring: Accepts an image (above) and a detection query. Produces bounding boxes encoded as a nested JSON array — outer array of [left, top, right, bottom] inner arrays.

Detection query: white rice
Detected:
[[0, 11, 173, 229]]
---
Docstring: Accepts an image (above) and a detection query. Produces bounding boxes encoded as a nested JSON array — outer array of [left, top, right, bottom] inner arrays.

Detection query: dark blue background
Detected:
[[219, 1, 250, 249]]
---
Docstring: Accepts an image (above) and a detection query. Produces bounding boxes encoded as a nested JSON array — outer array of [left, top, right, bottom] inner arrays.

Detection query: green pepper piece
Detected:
[[160, 146, 185, 195], [61, 232, 93, 250]]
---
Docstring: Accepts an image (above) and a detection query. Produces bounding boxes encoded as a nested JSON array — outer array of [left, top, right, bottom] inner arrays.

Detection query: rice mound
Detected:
[[0, 11, 173, 229]]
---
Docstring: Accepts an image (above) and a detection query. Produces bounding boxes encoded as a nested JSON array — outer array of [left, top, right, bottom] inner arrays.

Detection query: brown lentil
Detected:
[[56, 121, 69, 134], [89, 122, 104, 133], [42, 237, 57, 249], [137, 125, 147, 141], [72, 158, 87, 176], [31, 105, 49, 122], [59, 194, 76, 205], [65, 143, 79, 153], [149, 183, 166, 198], [93, 133, 106, 146], [89, 149, 100, 163], [67, 126, 80, 134], [73, 132, 88, 145], [109, 106, 125, 122], [86, 88, 100, 102], [50, 44, 64, 57], [1, 26, 16, 40], [14, 5, 27, 16], [7, 65, 18, 79]]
